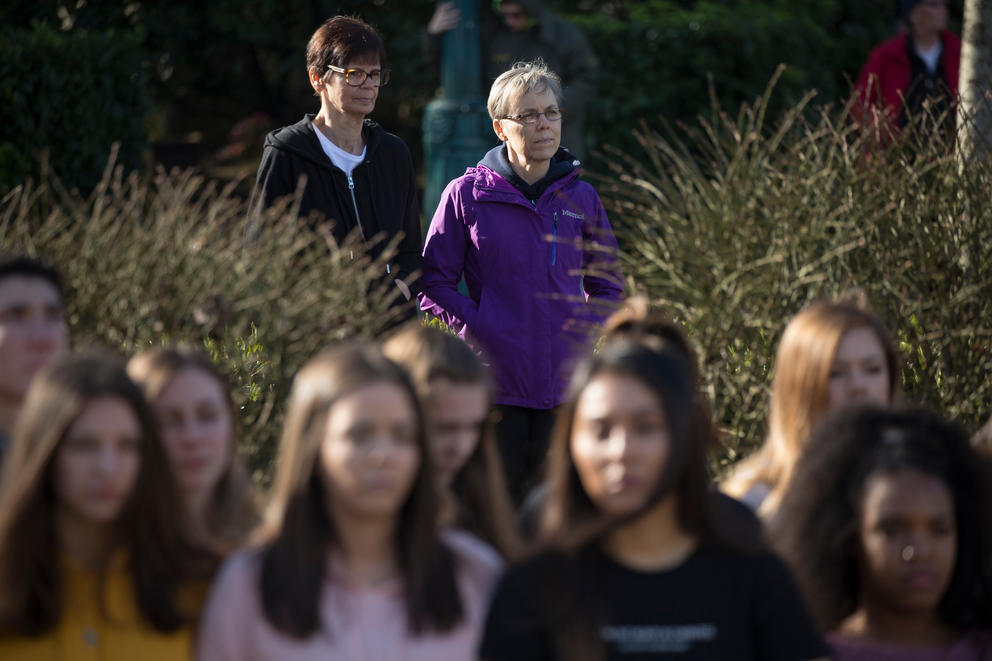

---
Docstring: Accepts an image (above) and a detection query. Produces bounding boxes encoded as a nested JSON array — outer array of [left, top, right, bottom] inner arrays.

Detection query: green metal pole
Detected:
[[422, 0, 493, 229]]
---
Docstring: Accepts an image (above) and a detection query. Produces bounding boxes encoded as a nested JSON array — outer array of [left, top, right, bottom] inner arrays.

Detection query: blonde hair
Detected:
[[722, 300, 900, 517], [487, 59, 562, 121]]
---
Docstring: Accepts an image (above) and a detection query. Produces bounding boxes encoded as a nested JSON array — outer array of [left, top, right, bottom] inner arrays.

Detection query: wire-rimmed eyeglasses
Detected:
[[501, 108, 562, 125]]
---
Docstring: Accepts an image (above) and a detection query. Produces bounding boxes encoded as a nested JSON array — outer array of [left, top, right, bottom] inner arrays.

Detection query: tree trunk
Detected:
[[959, 0, 992, 159]]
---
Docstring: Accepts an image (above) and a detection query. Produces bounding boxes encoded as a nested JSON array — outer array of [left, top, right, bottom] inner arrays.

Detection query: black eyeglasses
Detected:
[[502, 108, 562, 125], [326, 65, 391, 87]]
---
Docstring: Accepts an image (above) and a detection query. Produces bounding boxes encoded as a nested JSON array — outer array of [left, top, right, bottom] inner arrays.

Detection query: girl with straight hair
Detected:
[[128, 346, 259, 554], [722, 299, 901, 517], [383, 323, 522, 559], [0, 352, 215, 660], [197, 342, 502, 660], [772, 406, 992, 659], [480, 339, 827, 661]]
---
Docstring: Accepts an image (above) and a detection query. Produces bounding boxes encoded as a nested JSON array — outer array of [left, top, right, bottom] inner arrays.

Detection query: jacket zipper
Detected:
[[551, 211, 558, 266], [347, 174, 366, 242], [346, 173, 390, 273]]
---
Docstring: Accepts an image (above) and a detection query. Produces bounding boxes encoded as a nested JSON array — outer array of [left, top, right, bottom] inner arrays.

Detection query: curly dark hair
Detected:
[[771, 405, 992, 632]]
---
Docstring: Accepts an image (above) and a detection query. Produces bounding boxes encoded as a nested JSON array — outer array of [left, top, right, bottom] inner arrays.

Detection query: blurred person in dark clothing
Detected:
[[427, 0, 599, 161], [0, 256, 68, 463]]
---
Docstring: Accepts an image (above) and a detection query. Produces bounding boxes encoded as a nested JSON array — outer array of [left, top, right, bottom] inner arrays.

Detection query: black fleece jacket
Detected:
[[252, 115, 422, 293]]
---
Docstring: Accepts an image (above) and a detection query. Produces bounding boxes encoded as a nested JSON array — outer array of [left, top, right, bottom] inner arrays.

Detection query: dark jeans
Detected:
[[493, 404, 559, 507]]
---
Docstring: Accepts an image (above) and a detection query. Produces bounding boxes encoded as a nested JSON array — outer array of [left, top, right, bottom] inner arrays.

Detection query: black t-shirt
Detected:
[[480, 544, 827, 661]]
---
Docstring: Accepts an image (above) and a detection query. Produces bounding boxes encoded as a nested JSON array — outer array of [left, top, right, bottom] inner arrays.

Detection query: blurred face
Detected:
[[429, 378, 488, 488], [909, 0, 948, 38], [570, 372, 671, 516], [155, 367, 233, 498], [858, 468, 956, 616], [0, 276, 68, 403], [826, 326, 890, 413], [320, 381, 421, 520], [494, 87, 562, 169], [500, 1, 531, 32], [54, 396, 142, 527], [316, 57, 380, 119]]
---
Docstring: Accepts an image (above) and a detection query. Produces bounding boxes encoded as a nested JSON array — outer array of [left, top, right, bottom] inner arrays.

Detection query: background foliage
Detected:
[[1, 0, 963, 188], [2, 85, 989, 478], [0, 158, 410, 481], [0, 20, 149, 193], [2, 2, 986, 478], [600, 78, 992, 467]]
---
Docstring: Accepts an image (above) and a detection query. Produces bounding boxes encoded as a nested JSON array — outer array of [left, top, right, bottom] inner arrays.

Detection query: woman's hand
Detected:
[[428, 2, 461, 35]]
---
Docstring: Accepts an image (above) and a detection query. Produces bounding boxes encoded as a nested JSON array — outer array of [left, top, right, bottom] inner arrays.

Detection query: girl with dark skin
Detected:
[[772, 406, 992, 660]]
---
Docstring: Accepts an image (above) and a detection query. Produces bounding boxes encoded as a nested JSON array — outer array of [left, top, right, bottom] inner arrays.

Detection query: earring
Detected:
[[901, 545, 915, 561]]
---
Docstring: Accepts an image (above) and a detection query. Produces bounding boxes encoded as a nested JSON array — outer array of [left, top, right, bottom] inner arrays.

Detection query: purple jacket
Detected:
[[419, 154, 623, 409]]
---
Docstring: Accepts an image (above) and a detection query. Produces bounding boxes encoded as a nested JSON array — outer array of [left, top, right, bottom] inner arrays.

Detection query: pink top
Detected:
[[196, 529, 503, 661], [828, 632, 992, 661]]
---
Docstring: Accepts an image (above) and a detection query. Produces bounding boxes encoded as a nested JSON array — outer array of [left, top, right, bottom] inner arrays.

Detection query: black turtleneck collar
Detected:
[[479, 144, 580, 202]]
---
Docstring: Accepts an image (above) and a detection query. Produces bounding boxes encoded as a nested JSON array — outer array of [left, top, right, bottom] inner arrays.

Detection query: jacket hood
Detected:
[[263, 115, 385, 170], [476, 144, 579, 200], [478, 144, 579, 179]]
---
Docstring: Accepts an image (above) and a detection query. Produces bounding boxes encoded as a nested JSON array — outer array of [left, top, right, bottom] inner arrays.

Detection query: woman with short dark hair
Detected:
[[197, 342, 502, 660], [251, 16, 422, 315]]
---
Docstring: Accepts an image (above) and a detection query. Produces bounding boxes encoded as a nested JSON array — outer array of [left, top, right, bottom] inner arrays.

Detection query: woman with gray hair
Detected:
[[419, 60, 624, 505]]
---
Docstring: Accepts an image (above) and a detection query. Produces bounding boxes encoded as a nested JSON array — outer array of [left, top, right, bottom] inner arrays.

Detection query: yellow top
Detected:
[[0, 553, 197, 661]]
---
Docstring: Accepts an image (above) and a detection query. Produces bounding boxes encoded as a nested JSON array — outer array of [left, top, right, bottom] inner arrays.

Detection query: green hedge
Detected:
[[0, 22, 150, 194], [568, 0, 898, 161], [3, 85, 989, 480], [0, 162, 410, 481], [600, 77, 992, 469]]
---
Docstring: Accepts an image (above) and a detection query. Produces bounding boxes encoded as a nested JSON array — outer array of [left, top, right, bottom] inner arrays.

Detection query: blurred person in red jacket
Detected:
[[853, 0, 960, 139]]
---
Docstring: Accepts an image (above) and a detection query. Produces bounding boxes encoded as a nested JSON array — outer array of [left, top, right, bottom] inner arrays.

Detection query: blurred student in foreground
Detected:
[[197, 342, 502, 660], [384, 324, 522, 560], [129, 347, 259, 555], [723, 299, 901, 518], [480, 339, 827, 661], [772, 406, 992, 659], [0, 353, 215, 660], [0, 256, 68, 463]]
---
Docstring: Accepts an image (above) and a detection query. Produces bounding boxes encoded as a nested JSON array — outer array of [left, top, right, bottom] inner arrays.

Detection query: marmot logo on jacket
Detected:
[[561, 209, 584, 220]]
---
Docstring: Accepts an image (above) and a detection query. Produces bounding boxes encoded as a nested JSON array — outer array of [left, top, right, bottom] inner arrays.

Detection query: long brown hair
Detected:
[[128, 346, 259, 553], [535, 339, 732, 661], [383, 323, 522, 560], [0, 351, 215, 635], [722, 300, 901, 516], [255, 341, 463, 638]]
